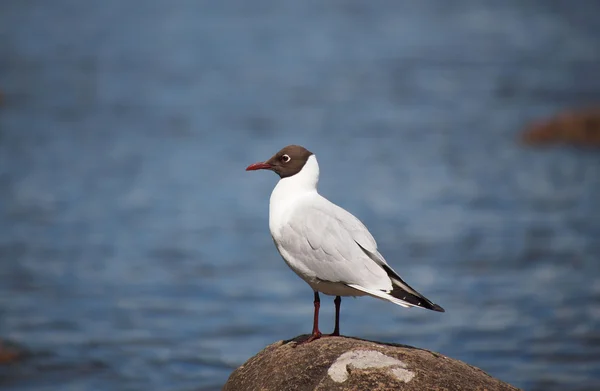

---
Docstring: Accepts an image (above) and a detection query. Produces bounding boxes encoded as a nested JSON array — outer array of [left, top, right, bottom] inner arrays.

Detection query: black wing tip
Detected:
[[389, 286, 445, 312], [380, 264, 446, 313], [431, 303, 445, 313]]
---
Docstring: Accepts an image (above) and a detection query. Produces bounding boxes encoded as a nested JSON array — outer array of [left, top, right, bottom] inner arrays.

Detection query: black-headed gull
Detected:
[[246, 145, 444, 342]]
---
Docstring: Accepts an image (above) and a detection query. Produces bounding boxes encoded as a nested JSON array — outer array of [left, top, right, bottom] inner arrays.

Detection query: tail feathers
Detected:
[[389, 282, 445, 312], [348, 283, 444, 312], [354, 243, 444, 312], [346, 284, 412, 308], [381, 264, 445, 312], [347, 264, 445, 313]]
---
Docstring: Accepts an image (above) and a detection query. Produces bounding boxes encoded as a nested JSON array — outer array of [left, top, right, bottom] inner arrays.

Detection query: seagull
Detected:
[[246, 145, 444, 343]]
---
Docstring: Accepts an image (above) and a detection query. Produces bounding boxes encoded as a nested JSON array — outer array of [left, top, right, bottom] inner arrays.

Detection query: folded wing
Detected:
[[278, 196, 444, 312]]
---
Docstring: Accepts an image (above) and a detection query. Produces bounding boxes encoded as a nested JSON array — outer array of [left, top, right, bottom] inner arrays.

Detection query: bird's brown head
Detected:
[[246, 145, 313, 178]]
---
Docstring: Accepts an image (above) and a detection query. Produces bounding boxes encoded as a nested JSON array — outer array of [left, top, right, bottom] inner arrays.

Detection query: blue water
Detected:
[[1, 1, 600, 390]]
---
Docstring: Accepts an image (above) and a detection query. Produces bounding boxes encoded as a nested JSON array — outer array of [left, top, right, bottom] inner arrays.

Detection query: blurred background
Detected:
[[1, 1, 600, 390]]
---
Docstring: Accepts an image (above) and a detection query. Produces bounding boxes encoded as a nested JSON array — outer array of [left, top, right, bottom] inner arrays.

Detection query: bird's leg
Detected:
[[301, 291, 322, 343], [330, 296, 341, 336]]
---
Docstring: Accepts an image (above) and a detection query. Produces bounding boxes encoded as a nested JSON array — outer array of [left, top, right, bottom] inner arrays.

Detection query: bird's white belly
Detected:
[[274, 242, 366, 297], [308, 280, 366, 297]]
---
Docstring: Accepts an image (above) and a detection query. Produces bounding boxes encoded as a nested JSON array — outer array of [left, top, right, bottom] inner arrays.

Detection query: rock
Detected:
[[224, 336, 520, 391], [0, 339, 27, 364], [521, 107, 600, 147]]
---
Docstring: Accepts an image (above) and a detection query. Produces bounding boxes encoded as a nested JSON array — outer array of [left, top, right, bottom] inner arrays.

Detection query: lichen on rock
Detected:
[[327, 349, 414, 383]]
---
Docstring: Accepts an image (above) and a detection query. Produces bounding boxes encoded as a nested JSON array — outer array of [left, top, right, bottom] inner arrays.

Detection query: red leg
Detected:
[[301, 292, 322, 343]]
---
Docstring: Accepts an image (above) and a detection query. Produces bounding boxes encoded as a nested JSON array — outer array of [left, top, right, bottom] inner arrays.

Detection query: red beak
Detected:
[[246, 162, 272, 171]]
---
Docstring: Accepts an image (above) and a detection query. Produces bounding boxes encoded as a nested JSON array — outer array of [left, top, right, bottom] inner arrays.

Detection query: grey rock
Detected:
[[224, 336, 520, 391]]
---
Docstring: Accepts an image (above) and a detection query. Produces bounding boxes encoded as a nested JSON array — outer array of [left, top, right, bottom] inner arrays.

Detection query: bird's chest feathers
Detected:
[[268, 155, 320, 240], [269, 192, 300, 240], [268, 184, 314, 240]]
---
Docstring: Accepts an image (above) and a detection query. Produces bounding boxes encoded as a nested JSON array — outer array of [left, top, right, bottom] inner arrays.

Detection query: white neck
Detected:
[[269, 155, 320, 233]]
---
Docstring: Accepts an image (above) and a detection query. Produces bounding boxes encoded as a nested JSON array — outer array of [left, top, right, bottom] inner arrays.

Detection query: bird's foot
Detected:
[[295, 331, 342, 346], [296, 331, 322, 345]]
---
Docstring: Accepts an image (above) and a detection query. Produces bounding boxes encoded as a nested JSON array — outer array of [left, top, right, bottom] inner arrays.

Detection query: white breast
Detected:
[[269, 155, 320, 239]]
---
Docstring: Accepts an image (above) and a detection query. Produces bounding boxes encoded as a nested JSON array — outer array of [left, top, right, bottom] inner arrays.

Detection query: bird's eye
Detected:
[[281, 154, 291, 163]]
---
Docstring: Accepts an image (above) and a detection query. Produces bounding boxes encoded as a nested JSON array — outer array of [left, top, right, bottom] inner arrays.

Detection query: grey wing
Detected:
[[278, 199, 392, 290], [326, 201, 432, 300], [325, 201, 390, 267]]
